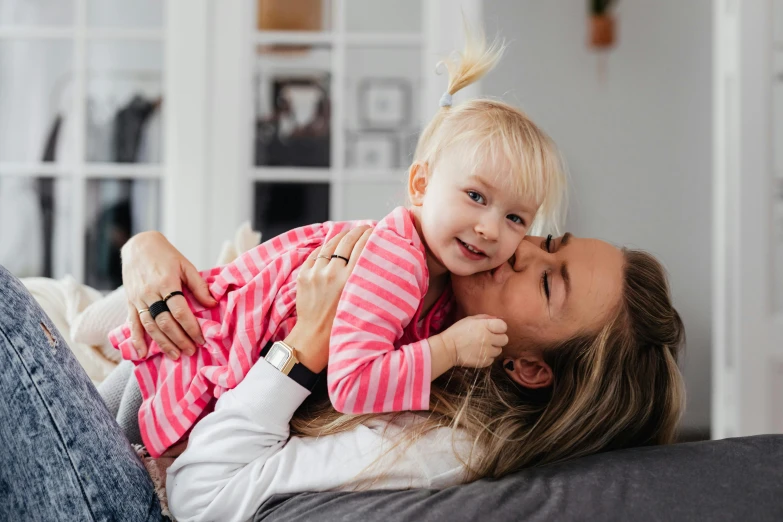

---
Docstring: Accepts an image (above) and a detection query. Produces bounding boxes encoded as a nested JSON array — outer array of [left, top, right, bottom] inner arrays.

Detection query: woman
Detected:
[[0, 227, 684, 521]]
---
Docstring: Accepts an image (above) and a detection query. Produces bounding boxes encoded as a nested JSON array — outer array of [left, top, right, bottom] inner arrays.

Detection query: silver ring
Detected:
[[316, 255, 331, 260]]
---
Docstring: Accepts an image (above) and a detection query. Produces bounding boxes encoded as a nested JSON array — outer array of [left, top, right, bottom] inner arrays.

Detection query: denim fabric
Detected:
[[0, 265, 162, 521]]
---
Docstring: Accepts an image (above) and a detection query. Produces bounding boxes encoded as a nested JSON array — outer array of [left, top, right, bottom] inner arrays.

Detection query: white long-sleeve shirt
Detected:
[[166, 358, 472, 522]]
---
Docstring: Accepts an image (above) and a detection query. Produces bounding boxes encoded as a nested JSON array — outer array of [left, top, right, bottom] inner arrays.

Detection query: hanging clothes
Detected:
[[113, 95, 160, 163]]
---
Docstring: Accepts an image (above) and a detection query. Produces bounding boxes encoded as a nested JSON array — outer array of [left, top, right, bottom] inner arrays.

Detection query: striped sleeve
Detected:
[[327, 226, 431, 414]]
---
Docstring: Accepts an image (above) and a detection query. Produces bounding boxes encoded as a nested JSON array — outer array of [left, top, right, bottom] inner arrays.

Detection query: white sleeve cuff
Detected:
[[222, 357, 312, 422]]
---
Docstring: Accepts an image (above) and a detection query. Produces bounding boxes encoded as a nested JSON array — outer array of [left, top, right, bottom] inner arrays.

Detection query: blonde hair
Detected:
[[291, 248, 686, 479], [411, 23, 567, 234]]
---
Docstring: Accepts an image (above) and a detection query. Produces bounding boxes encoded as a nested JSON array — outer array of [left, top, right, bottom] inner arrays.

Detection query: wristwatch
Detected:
[[261, 340, 321, 391]]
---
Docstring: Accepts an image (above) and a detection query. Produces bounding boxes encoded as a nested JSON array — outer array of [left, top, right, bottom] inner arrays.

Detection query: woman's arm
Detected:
[[166, 360, 465, 522], [121, 231, 217, 359], [166, 227, 469, 522]]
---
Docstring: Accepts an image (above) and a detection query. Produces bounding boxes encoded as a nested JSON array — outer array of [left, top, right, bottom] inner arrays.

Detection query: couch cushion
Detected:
[[253, 435, 783, 522]]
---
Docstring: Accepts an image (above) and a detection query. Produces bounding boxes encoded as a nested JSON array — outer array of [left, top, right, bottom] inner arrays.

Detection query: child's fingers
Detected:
[[492, 334, 509, 348], [485, 318, 507, 334], [477, 346, 502, 367], [470, 314, 495, 320]]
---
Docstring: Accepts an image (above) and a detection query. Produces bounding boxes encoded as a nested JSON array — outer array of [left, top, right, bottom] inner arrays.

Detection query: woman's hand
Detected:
[[121, 231, 217, 360], [284, 226, 372, 373]]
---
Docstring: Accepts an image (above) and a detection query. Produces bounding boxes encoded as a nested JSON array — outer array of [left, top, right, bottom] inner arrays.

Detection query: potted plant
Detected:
[[589, 0, 618, 49]]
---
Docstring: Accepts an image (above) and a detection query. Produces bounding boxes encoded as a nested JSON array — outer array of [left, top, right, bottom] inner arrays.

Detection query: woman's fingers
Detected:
[[165, 292, 206, 346], [153, 306, 197, 357], [330, 226, 369, 265], [345, 228, 372, 271], [127, 302, 148, 358], [137, 304, 181, 361], [316, 229, 350, 263], [182, 260, 216, 308]]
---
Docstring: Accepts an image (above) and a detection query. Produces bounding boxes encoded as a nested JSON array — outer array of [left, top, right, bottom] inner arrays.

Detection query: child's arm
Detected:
[[328, 228, 433, 413], [428, 315, 509, 380], [328, 229, 509, 414]]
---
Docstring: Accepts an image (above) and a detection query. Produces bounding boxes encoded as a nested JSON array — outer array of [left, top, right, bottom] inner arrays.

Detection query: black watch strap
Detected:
[[261, 341, 321, 391]]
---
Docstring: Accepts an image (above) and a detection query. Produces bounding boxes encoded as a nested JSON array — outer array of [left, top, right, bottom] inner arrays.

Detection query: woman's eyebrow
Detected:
[[561, 262, 571, 299], [558, 233, 573, 307]]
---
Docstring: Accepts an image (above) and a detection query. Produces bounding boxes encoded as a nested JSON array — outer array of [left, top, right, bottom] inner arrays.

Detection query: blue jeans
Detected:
[[0, 265, 162, 521]]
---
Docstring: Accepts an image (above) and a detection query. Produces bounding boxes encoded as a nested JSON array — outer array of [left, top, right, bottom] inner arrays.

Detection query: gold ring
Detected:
[[316, 255, 331, 260], [138, 308, 150, 315]]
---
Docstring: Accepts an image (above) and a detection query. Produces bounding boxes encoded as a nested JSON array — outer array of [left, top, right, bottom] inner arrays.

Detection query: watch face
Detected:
[[266, 345, 291, 369]]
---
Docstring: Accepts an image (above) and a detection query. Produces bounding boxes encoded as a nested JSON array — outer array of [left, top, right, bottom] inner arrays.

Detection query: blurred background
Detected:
[[0, 0, 779, 440]]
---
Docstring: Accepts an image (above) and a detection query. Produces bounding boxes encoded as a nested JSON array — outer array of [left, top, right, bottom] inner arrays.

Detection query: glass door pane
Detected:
[[0, 0, 74, 27], [345, 0, 421, 33], [0, 176, 72, 278], [0, 39, 73, 162], [253, 45, 332, 167], [84, 178, 160, 290], [253, 181, 329, 239], [87, 0, 164, 29], [344, 45, 421, 172], [87, 41, 164, 164]]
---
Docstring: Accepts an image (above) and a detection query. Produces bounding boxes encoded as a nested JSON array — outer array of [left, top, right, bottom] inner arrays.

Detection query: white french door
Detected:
[[712, 0, 782, 438], [0, 0, 167, 290]]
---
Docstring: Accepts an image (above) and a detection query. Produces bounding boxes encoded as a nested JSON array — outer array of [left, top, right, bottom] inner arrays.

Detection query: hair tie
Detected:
[[439, 92, 453, 108]]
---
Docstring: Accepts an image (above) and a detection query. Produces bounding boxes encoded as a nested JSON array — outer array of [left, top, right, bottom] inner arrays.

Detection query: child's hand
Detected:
[[436, 314, 508, 369]]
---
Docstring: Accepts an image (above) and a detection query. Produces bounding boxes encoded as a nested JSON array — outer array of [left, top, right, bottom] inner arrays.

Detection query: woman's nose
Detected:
[[512, 236, 549, 271]]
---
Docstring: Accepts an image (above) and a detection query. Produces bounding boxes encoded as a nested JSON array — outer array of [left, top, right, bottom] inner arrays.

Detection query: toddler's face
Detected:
[[414, 151, 539, 277]]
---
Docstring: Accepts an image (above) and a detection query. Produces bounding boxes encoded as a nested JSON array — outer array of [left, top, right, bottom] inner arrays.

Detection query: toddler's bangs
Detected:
[[445, 123, 565, 235]]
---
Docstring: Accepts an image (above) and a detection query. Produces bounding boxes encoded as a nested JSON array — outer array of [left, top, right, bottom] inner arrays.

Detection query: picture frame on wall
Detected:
[[347, 131, 400, 170], [358, 78, 412, 130]]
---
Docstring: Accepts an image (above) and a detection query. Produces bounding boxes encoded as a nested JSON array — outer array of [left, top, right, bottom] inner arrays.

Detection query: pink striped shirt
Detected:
[[109, 207, 453, 457]]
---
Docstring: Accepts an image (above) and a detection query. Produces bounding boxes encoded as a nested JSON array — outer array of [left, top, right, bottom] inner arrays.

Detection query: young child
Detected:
[[109, 30, 566, 457]]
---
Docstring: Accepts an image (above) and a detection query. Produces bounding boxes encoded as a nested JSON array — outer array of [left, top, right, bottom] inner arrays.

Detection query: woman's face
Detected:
[[451, 234, 625, 352]]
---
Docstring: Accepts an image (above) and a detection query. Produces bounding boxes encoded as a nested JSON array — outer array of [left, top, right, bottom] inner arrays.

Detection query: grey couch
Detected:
[[253, 435, 783, 522]]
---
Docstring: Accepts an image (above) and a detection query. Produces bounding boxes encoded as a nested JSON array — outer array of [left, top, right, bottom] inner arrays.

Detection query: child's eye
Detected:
[[507, 214, 525, 226], [467, 191, 485, 204]]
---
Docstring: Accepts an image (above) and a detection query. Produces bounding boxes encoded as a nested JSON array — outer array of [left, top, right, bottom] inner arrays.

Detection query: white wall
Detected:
[[482, 0, 713, 430]]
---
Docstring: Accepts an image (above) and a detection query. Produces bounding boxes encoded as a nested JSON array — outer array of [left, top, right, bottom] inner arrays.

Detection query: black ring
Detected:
[[163, 290, 184, 302], [148, 300, 170, 320], [330, 255, 349, 265]]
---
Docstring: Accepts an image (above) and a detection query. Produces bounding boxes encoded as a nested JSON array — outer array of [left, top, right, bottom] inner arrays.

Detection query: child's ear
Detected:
[[408, 162, 429, 206]]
